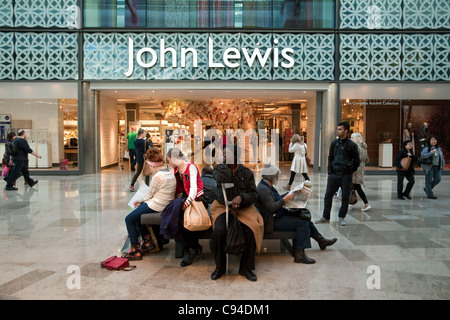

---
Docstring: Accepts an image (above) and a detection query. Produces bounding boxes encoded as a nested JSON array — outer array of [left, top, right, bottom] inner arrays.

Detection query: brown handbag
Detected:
[[183, 200, 211, 231], [142, 156, 152, 176], [349, 188, 358, 205], [400, 157, 411, 171]]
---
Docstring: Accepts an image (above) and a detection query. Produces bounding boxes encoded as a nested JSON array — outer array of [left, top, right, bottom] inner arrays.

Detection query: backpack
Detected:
[[8, 139, 19, 156]]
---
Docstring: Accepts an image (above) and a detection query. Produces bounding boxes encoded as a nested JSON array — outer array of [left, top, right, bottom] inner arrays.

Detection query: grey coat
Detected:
[[420, 146, 445, 173], [352, 142, 369, 185]]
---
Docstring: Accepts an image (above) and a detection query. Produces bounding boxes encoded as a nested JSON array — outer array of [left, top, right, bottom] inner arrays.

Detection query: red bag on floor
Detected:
[[100, 256, 136, 271]]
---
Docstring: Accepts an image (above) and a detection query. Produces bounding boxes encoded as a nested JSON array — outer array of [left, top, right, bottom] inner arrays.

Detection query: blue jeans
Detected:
[[424, 165, 441, 196], [125, 203, 157, 245], [274, 215, 320, 250]]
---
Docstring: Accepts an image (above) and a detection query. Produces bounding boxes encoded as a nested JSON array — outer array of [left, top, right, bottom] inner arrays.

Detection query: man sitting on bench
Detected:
[[255, 164, 337, 264]]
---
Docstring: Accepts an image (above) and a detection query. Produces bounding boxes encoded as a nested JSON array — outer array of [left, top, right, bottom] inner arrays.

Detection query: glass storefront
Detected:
[[83, 0, 336, 29], [0, 83, 79, 172], [341, 98, 450, 170]]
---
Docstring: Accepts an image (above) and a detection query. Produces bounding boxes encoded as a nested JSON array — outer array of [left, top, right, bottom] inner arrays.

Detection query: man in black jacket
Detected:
[[316, 122, 360, 226], [5, 129, 41, 191], [209, 144, 263, 282]]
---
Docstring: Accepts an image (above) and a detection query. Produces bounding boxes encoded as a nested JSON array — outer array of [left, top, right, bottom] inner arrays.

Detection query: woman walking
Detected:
[[421, 136, 445, 199], [129, 128, 150, 192], [351, 133, 371, 211], [284, 134, 310, 190], [394, 140, 416, 200]]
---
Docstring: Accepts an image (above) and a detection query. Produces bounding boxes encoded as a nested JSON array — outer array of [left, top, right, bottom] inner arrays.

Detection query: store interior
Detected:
[[97, 89, 317, 170]]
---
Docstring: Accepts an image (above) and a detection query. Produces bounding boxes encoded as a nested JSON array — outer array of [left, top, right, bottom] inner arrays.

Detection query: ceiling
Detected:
[[99, 88, 316, 121]]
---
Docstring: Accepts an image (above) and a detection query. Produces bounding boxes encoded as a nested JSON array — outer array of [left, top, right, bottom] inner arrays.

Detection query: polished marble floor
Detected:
[[1, 163, 449, 300]]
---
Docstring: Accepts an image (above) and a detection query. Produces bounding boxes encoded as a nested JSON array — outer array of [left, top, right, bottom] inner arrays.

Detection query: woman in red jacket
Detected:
[[166, 148, 206, 267]]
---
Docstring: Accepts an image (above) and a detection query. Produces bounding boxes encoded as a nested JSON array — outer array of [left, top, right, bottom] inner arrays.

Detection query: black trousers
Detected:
[[6, 159, 33, 188], [130, 161, 150, 187], [213, 213, 256, 272], [397, 170, 415, 197], [288, 171, 310, 185], [353, 183, 368, 204], [322, 173, 353, 219]]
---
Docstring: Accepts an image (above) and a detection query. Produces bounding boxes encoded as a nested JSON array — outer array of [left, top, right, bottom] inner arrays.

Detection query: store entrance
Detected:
[[95, 87, 320, 172]]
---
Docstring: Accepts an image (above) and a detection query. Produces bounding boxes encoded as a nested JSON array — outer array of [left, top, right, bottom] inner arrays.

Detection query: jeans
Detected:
[[322, 173, 353, 219], [125, 202, 156, 245], [397, 170, 415, 197], [424, 165, 441, 196], [274, 215, 319, 250], [128, 148, 136, 170]]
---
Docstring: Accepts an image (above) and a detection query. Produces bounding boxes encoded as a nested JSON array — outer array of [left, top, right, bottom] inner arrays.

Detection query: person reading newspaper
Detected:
[[255, 165, 337, 264]]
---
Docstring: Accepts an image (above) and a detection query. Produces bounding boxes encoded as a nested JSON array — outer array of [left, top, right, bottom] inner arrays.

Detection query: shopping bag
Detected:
[[120, 235, 131, 253], [225, 212, 246, 256], [1, 166, 9, 177], [124, 150, 130, 159], [183, 200, 211, 231], [128, 183, 150, 209]]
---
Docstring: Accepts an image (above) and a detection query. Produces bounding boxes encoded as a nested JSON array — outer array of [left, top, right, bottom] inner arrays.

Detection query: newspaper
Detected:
[[284, 181, 313, 208]]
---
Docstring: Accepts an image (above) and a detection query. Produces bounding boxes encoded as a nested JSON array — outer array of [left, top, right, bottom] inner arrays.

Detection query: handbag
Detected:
[[142, 157, 152, 177], [349, 187, 358, 205], [225, 211, 246, 256], [418, 155, 432, 166], [286, 208, 311, 221], [100, 256, 136, 271], [183, 200, 211, 231], [1, 165, 9, 178], [400, 157, 411, 171]]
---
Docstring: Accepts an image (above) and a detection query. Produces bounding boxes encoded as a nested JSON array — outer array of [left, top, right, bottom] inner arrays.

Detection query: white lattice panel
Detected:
[[0, 0, 13, 27], [15, 32, 78, 80], [14, 0, 78, 28], [0, 33, 14, 79], [434, 34, 450, 80], [340, 0, 402, 29], [402, 34, 434, 80]]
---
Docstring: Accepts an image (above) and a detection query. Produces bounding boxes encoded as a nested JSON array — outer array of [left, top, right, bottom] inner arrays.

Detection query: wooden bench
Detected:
[[140, 212, 296, 258]]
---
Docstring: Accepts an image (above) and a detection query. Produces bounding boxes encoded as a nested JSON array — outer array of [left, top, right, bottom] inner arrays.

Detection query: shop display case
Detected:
[[378, 131, 393, 167], [29, 129, 52, 168]]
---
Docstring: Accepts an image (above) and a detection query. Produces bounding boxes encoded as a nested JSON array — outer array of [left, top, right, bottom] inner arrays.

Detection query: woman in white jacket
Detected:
[[284, 134, 310, 190]]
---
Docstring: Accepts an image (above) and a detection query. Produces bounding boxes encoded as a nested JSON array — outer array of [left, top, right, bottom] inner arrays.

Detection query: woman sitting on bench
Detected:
[[255, 164, 337, 264], [122, 148, 176, 260]]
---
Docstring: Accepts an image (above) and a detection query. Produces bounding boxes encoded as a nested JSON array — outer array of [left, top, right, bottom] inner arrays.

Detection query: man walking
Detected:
[[127, 127, 137, 171], [5, 129, 41, 191], [316, 122, 360, 226]]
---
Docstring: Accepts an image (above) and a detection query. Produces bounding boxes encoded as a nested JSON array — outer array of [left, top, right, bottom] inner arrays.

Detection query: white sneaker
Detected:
[[361, 204, 372, 212], [339, 217, 347, 226]]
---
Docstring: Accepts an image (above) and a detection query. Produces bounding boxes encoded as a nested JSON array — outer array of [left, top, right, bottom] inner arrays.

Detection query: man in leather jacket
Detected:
[[316, 122, 360, 226]]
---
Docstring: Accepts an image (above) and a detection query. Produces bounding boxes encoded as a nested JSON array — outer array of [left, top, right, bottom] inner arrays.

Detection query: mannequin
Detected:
[[403, 123, 415, 155], [417, 122, 430, 154]]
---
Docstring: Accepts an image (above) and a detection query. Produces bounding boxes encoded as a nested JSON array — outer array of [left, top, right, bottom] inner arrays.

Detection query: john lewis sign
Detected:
[[124, 36, 295, 77]]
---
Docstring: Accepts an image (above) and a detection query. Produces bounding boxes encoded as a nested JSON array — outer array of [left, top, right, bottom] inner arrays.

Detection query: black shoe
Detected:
[[427, 195, 437, 199], [294, 249, 316, 264], [312, 234, 337, 250], [180, 245, 202, 267], [211, 267, 225, 280], [402, 193, 412, 200], [397, 196, 405, 200], [239, 269, 257, 282], [28, 180, 38, 188], [5, 186, 18, 191]]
